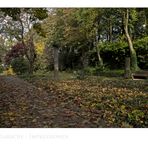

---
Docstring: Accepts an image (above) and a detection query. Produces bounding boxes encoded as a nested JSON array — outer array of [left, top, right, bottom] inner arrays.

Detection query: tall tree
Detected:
[[123, 8, 139, 71]]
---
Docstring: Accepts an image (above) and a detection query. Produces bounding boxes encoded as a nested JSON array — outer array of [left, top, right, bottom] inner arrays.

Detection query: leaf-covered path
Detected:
[[0, 76, 95, 127], [0, 76, 148, 128]]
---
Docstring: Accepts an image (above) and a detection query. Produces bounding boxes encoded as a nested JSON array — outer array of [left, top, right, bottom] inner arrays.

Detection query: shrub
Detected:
[[72, 70, 86, 79], [84, 67, 96, 76], [11, 57, 29, 74], [90, 37, 148, 69]]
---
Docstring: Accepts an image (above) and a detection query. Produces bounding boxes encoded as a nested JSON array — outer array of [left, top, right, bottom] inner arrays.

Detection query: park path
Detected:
[[0, 76, 96, 127]]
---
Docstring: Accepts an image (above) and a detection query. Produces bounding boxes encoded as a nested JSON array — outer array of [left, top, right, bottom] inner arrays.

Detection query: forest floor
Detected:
[[0, 75, 148, 128]]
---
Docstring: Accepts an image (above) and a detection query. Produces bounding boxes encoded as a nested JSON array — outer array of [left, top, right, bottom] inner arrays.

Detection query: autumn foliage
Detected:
[[4, 42, 26, 64]]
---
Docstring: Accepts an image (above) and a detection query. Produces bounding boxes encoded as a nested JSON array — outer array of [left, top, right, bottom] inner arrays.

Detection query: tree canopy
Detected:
[[0, 8, 148, 74]]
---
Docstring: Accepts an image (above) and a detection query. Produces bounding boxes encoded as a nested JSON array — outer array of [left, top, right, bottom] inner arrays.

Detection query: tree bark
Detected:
[[53, 47, 59, 80], [144, 10, 148, 35], [109, 17, 113, 42], [124, 57, 131, 78], [28, 61, 33, 74], [95, 31, 103, 67], [25, 35, 36, 74], [96, 47, 103, 67], [123, 9, 138, 71]]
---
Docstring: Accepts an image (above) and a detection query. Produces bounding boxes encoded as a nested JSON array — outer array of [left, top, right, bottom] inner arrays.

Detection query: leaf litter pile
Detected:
[[0, 76, 148, 127]]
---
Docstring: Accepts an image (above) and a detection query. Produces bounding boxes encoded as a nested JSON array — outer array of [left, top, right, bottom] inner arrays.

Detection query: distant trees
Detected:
[[0, 8, 48, 74], [0, 8, 148, 76]]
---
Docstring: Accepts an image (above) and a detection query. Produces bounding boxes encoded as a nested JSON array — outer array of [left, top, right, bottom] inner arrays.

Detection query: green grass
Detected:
[[97, 69, 124, 77], [19, 71, 74, 81], [19, 69, 147, 81]]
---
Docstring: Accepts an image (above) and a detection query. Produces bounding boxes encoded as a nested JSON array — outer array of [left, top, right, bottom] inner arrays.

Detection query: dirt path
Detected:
[[0, 76, 95, 128]]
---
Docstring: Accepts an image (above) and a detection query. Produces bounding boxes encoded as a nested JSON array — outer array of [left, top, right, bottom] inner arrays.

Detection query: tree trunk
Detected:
[[123, 9, 138, 71], [124, 57, 131, 78], [82, 53, 88, 68], [28, 62, 33, 74], [25, 35, 36, 75], [109, 17, 113, 42], [144, 10, 148, 35], [95, 31, 103, 67], [96, 47, 103, 67], [79, 50, 88, 79], [53, 47, 59, 80]]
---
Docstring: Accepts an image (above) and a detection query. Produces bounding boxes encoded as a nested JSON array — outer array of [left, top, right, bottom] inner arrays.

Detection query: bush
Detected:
[[95, 65, 109, 74], [11, 57, 29, 74], [73, 70, 85, 79], [84, 67, 96, 76], [34, 55, 48, 72], [89, 37, 148, 69], [83, 65, 110, 76]]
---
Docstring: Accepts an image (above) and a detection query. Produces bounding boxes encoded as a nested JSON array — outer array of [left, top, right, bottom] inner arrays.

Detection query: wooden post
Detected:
[[53, 47, 59, 80], [124, 57, 131, 79]]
